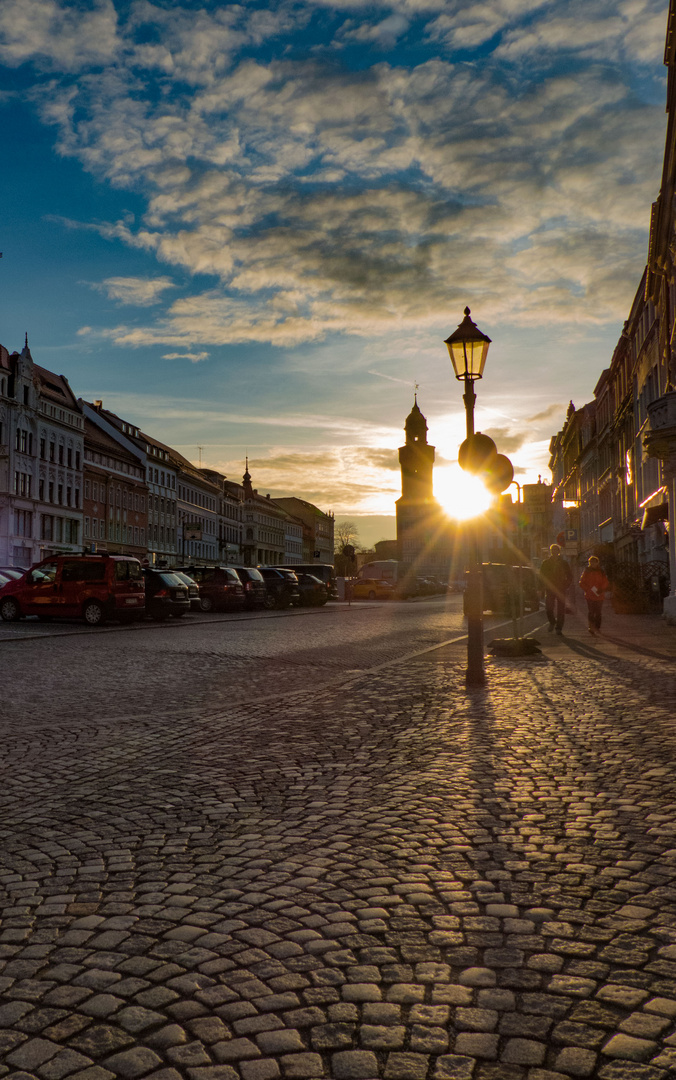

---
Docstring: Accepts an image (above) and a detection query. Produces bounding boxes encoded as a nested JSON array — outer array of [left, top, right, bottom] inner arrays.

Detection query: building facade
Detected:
[[83, 417, 148, 559], [82, 402, 178, 566], [0, 339, 84, 567], [273, 497, 334, 564], [548, 273, 670, 609], [240, 463, 293, 565], [173, 455, 220, 565]]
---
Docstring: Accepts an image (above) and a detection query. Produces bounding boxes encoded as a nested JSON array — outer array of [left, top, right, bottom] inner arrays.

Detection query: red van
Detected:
[[0, 554, 145, 626]]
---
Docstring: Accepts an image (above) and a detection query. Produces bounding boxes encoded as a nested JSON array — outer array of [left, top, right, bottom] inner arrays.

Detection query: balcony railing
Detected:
[[645, 392, 676, 460], [648, 391, 676, 430]]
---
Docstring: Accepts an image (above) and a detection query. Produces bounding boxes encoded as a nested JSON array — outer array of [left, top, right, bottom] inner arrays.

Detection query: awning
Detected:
[[641, 502, 669, 529]]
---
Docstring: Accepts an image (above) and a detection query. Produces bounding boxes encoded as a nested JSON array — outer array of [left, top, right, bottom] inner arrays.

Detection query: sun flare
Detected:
[[435, 465, 493, 521]]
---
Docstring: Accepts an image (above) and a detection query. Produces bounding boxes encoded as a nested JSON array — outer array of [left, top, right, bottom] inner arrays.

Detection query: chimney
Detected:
[[93, 400, 103, 409]]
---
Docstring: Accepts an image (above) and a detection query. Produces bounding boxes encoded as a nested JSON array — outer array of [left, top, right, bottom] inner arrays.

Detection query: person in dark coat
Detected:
[[579, 555, 610, 634], [539, 543, 573, 634]]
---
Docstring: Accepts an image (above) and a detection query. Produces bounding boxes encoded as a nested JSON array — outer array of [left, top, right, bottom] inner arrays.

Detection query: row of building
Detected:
[[545, 3, 676, 617], [0, 339, 334, 569]]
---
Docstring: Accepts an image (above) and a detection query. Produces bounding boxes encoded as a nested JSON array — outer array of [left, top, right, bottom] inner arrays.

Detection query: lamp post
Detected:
[[445, 307, 492, 687]]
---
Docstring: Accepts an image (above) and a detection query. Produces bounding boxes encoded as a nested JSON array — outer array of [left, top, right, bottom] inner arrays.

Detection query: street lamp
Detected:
[[444, 307, 492, 686], [445, 306, 491, 439]]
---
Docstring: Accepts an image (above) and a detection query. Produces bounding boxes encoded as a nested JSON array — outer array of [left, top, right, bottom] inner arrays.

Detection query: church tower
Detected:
[[396, 397, 438, 567], [398, 396, 435, 503]]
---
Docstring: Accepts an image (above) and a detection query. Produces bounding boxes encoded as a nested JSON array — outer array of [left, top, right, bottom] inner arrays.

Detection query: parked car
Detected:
[[351, 577, 395, 600], [231, 566, 267, 609], [172, 570, 201, 611], [0, 567, 28, 579], [176, 565, 245, 612], [463, 563, 540, 616], [281, 563, 338, 600], [0, 554, 145, 625], [295, 573, 328, 607], [142, 568, 190, 620], [258, 567, 301, 609]]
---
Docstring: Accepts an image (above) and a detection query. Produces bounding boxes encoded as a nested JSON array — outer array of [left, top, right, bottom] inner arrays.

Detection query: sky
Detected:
[[0, 0, 670, 547]]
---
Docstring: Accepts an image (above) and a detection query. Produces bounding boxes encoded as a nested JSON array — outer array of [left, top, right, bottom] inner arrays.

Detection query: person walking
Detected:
[[539, 543, 573, 634], [579, 555, 610, 634]]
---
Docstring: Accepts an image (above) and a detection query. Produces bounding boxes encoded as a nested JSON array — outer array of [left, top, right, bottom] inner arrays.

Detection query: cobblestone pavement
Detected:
[[2, 605, 676, 1080], [1, 596, 507, 721]]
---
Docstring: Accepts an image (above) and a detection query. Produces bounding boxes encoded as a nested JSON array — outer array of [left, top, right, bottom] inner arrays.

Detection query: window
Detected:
[[57, 484, 63, 505], [85, 516, 90, 537], [65, 520, 80, 545], [84, 480, 90, 499], [115, 560, 142, 581], [75, 451, 80, 470], [100, 519, 105, 538], [41, 515, 53, 541], [30, 560, 57, 583], [66, 487, 72, 507], [14, 472, 32, 497], [39, 479, 44, 501], [15, 429, 32, 454], [58, 444, 64, 465], [62, 559, 106, 582], [49, 441, 55, 462], [74, 489, 80, 508], [48, 481, 54, 503], [23, 386, 29, 405], [67, 448, 73, 468], [14, 509, 32, 537]]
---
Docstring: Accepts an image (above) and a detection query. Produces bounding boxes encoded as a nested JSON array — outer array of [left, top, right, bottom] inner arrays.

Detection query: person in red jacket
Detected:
[[579, 556, 610, 634]]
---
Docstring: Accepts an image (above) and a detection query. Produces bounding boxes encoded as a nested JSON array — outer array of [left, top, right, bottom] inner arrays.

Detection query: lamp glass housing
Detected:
[[444, 308, 491, 381]]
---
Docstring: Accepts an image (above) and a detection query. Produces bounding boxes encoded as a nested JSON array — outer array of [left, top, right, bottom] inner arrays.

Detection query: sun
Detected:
[[435, 465, 493, 521]]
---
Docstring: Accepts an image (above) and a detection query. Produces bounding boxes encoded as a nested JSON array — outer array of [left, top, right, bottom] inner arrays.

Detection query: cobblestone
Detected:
[[4, 606, 676, 1079]]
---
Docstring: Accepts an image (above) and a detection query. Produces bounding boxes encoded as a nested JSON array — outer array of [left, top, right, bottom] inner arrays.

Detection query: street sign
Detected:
[[184, 522, 202, 541]]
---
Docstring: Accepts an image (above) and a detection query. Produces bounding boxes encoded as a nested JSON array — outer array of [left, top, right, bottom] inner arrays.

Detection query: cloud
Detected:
[[8, 0, 670, 351], [482, 427, 528, 454], [89, 276, 177, 306], [528, 403, 567, 424], [162, 351, 209, 362], [340, 14, 410, 48], [0, 0, 119, 71]]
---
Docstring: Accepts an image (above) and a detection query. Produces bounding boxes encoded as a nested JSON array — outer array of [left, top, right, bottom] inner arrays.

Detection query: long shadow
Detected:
[[544, 630, 675, 685], [599, 631, 675, 663]]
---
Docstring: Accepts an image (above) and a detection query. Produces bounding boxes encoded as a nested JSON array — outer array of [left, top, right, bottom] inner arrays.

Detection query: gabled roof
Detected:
[[34, 365, 80, 411], [84, 416, 144, 468]]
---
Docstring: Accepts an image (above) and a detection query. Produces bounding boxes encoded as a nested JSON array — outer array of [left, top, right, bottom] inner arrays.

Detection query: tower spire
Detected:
[[242, 456, 253, 498]]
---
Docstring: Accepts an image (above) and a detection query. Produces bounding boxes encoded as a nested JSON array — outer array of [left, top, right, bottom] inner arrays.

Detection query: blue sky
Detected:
[[0, 0, 670, 545]]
